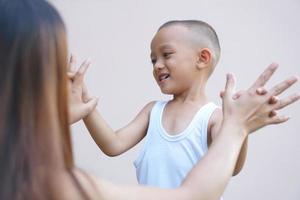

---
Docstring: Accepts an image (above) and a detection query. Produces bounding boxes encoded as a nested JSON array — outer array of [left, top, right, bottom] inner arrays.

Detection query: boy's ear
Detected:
[[196, 48, 212, 70]]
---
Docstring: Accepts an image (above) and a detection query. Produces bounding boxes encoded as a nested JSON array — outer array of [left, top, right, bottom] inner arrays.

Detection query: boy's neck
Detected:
[[172, 79, 208, 104]]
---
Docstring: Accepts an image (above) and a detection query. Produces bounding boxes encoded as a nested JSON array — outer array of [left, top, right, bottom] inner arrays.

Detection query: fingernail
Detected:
[[284, 116, 291, 121], [270, 62, 279, 69], [227, 73, 233, 80], [86, 58, 91, 63]]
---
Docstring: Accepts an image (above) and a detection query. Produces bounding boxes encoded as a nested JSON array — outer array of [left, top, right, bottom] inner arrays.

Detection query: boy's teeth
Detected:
[[158, 74, 169, 81]]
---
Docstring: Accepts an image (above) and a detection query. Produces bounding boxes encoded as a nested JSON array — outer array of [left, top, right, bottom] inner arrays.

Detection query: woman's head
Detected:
[[0, 0, 73, 199]]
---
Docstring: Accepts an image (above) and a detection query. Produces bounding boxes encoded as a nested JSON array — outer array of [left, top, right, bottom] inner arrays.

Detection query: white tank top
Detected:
[[134, 101, 219, 188]]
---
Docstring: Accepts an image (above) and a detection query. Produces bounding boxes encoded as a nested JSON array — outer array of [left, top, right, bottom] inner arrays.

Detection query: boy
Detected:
[[69, 20, 298, 189]]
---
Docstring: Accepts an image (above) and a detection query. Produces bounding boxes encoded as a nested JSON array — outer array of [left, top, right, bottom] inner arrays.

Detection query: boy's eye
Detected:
[[163, 52, 172, 58], [151, 58, 157, 65]]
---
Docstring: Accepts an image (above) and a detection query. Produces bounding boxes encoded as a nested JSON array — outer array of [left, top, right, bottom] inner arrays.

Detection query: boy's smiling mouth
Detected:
[[158, 73, 170, 82]]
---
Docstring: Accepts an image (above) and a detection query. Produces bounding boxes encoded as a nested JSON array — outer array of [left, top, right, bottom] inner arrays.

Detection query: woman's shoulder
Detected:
[[49, 168, 105, 200], [69, 168, 106, 199]]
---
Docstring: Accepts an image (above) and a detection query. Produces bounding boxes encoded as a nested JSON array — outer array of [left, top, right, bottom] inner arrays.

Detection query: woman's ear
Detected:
[[196, 48, 212, 70]]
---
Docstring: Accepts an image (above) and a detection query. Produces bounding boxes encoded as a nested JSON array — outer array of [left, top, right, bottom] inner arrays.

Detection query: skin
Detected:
[[67, 25, 300, 199], [70, 25, 299, 182], [150, 24, 246, 175], [2, 1, 298, 198], [68, 57, 98, 124], [68, 62, 299, 199], [149, 25, 299, 175]]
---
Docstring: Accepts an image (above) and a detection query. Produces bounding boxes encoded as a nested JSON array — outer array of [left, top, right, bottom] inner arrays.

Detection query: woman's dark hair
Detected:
[[0, 0, 88, 199]]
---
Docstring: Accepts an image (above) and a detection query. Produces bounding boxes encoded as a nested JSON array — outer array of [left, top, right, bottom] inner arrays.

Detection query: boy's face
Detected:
[[150, 25, 200, 95]]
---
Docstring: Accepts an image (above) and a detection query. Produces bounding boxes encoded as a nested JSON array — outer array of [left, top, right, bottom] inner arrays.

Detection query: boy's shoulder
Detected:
[[139, 100, 158, 115], [199, 101, 222, 121], [144, 100, 167, 109], [209, 106, 222, 124], [208, 104, 223, 142]]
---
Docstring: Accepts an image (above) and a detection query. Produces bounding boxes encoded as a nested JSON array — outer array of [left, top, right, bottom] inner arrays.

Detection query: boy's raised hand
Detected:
[[222, 63, 299, 134], [68, 55, 98, 124]]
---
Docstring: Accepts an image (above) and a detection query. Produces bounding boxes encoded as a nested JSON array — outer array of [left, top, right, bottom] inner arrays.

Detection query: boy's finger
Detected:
[[248, 63, 278, 92], [83, 97, 98, 115], [77, 59, 91, 75], [73, 59, 91, 84], [69, 54, 77, 72], [68, 72, 76, 79], [269, 76, 298, 96]]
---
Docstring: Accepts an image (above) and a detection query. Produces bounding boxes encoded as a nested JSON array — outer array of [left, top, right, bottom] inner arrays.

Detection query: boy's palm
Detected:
[[68, 56, 98, 124]]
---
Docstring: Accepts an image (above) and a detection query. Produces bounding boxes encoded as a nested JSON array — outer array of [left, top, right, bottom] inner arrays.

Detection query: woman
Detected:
[[0, 0, 298, 199]]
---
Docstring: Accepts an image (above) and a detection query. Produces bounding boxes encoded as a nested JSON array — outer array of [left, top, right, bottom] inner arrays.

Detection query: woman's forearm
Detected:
[[180, 120, 246, 200], [94, 120, 247, 200]]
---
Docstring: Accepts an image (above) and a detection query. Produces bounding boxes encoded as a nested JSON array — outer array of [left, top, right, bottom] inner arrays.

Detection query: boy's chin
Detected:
[[160, 89, 173, 95]]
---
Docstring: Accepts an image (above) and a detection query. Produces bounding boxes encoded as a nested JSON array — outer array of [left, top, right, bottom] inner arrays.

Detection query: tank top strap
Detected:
[[193, 102, 220, 123], [192, 102, 220, 152], [133, 101, 167, 168], [149, 100, 167, 124]]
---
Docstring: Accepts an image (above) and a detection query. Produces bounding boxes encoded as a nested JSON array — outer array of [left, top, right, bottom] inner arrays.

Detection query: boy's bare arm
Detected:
[[208, 110, 248, 176], [83, 101, 155, 156], [68, 56, 155, 156], [92, 120, 246, 200], [82, 67, 299, 200]]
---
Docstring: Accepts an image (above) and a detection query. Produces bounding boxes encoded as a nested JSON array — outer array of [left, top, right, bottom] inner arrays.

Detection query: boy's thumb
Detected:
[[84, 97, 99, 115]]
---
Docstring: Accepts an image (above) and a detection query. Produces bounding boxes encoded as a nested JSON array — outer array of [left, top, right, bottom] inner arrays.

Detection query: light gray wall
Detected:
[[50, 0, 300, 199]]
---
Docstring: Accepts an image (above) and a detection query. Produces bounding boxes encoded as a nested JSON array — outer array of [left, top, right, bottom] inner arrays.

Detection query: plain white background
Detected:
[[50, 0, 300, 199]]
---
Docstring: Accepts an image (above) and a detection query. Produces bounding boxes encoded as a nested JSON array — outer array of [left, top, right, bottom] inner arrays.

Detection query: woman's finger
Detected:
[[269, 76, 298, 96], [273, 93, 300, 110], [267, 115, 290, 125], [224, 73, 236, 100], [248, 63, 278, 92]]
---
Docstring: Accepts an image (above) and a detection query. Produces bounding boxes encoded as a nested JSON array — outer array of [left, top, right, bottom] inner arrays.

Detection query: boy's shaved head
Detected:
[[158, 20, 221, 68]]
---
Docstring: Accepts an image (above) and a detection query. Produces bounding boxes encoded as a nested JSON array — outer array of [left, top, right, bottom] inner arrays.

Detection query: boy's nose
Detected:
[[154, 61, 165, 70]]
